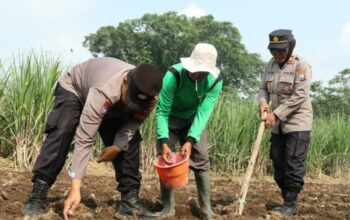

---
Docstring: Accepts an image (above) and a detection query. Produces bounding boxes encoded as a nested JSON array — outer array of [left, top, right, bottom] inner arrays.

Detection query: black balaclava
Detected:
[[279, 37, 296, 68]]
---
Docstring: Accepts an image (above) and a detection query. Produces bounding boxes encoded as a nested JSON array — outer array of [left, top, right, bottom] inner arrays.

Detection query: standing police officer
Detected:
[[258, 29, 313, 216]]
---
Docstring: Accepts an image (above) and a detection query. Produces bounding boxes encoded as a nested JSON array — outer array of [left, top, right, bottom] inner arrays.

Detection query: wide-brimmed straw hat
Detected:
[[180, 43, 220, 78]]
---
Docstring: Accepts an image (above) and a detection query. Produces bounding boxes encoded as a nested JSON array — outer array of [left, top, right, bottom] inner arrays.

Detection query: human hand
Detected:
[[162, 144, 174, 164], [259, 101, 269, 121], [265, 112, 277, 129], [97, 145, 121, 163], [63, 181, 81, 220], [181, 142, 192, 157]]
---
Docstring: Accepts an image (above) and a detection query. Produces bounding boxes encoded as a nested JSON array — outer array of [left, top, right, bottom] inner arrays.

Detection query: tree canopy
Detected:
[[83, 12, 265, 97], [311, 68, 350, 116]]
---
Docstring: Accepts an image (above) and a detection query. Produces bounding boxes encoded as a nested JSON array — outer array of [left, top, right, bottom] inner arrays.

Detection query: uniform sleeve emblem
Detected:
[[297, 67, 306, 82], [100, 99, 112, 115]]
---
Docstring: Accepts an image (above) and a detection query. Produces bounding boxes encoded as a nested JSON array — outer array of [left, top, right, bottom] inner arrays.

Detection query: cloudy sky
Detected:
[[0, 0, 349, 83]]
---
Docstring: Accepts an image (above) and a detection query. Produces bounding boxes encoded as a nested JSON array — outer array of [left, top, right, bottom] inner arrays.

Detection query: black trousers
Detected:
[[270, 131, 310, 193], [156, 115, 210, 172], [32, 83, 142, 193], [98, 118, 142, 193]]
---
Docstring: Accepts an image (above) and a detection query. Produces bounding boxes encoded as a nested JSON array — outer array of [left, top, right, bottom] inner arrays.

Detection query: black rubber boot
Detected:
[[23, 179, 50, 216], [154, 182, 175, 217], [272, 191, 298, 216], [195, 172, 213, 220], [117, 189, 157, 217], [269, 189, 286, 210]]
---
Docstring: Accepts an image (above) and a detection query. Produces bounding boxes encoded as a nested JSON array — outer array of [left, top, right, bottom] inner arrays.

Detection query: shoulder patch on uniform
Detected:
[[288, 56, 295, 64], [100, 98, 112, 115], [296, 67, 306, 82]]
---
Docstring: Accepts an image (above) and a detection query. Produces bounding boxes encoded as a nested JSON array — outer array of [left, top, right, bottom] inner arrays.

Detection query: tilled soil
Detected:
[[0, 162, 350, 220]]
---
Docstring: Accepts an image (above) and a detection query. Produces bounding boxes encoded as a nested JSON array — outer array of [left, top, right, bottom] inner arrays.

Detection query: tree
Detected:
[[83, 12, 265, 97], [311, 68, 350, 116]]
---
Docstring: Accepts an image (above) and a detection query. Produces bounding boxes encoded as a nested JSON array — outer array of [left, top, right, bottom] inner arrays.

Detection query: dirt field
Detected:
[[0, 160, 350, 220]]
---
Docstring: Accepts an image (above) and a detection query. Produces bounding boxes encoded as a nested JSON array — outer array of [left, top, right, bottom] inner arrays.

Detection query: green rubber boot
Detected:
[[195, 172, 213, 220], [154, 182, 175, 217]]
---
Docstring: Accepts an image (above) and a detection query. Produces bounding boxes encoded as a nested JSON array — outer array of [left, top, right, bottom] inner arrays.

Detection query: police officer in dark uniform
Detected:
[[259, 29, 313, 216]]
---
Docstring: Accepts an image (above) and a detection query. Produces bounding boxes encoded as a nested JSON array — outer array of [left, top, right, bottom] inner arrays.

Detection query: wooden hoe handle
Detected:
[[236, 120, 266, 215]]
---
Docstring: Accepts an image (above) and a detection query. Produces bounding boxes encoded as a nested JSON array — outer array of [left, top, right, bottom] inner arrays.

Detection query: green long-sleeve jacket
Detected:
[[156, 63, 223, 143]]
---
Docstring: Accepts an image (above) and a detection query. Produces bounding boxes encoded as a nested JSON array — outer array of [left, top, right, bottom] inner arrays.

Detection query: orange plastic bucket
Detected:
[[153, 153, 189, 189]]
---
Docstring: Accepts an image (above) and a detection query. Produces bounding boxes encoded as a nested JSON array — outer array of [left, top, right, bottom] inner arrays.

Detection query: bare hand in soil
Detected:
[[63, 189, 81, 220]]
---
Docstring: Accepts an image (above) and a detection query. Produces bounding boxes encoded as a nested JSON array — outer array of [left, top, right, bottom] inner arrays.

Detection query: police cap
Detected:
[[268, 29, 294, 50]]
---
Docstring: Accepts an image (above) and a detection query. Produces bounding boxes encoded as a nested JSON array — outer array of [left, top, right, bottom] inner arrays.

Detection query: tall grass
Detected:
[[206, 91, 271, 175], [308, 114, 350, 178], [0, 52, 62, 170], [139, 111, 158, 173], [140, 92, 350, 178], [1, 53, 349, 178]]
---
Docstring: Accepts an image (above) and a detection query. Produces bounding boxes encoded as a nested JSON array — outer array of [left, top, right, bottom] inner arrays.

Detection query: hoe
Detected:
[[236, 112, 266, 215]]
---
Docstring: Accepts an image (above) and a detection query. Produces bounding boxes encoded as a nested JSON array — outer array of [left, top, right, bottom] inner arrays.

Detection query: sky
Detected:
[[0, 0, 349, 83]]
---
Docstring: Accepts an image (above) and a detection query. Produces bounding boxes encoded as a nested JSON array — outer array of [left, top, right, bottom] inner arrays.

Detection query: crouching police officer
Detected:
[[258, 29, 313, 216], [23, 57, 164, 219]]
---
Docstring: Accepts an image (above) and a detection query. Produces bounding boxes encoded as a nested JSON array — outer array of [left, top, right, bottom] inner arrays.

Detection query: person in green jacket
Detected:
[[155, 43, 223, 219]]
